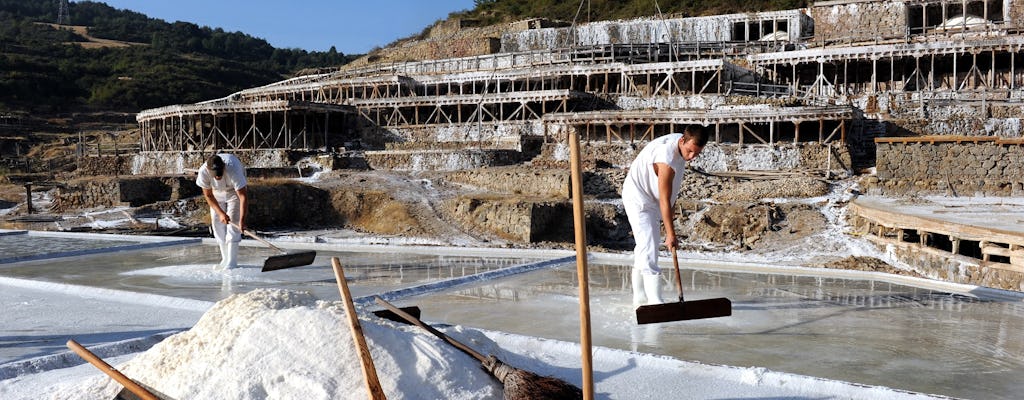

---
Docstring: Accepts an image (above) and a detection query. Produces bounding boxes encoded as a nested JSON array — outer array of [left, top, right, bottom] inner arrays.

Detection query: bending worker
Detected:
[[621, 126, 707, 306], [196, 153, 248, 270]]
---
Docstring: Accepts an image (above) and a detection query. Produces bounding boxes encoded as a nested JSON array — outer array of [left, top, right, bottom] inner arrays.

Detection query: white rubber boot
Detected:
[[642, 273, 663, 305], [215, 242, 229, 270], [224, 241, 239, 269], [631, 268, 645, 307]]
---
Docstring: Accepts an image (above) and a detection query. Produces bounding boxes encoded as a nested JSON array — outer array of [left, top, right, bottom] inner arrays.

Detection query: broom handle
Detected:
[[230, 222, 285, 253], [332, 258, 387, 400], [373, 296, 487, 363], [66, 340, 159, 400], [672, 247, 685, 302]]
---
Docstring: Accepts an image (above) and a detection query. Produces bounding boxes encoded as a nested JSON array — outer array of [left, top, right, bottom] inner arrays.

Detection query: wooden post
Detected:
[[739, 122, 744, 145], [333, 258, 387, 400], [568, 130, 594, 400], [24, 182, 32, 214]]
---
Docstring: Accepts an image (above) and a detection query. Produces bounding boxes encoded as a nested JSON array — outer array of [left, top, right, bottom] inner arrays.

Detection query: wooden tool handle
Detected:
[[230, 222, 284, 253], [672, 247, 685, 302], [373, 296, 487, 363], [332, 258, 387, 400], [66, 340, 159, 400]]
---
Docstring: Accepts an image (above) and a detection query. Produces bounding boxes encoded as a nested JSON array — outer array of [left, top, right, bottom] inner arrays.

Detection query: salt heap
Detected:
[[53, 289, 502, 399]]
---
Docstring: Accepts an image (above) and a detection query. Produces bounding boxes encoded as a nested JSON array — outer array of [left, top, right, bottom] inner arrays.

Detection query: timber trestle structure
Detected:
[[137, 100, 352, 152], [137, 0, 1024, 155]]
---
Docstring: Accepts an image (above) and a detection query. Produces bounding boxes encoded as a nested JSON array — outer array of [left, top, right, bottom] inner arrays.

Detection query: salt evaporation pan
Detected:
[[11, 287, 957, 399]]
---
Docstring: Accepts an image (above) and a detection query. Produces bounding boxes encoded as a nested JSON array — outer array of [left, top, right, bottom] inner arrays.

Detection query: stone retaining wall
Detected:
[[444, 168, 569, 198], [377, 122, 542, 150], [365, 149, 521, 171], [78, 155, 131, 176], [870, 234, 1024, 291], [533, 141, 852, 174], [443, 196, 627, 244], [1011, 0, 1024, 28], [869, 141, 1024, 196], [810, 0, 906, 43], [54, 176, 201, 212], [131, 150, 309, 175]]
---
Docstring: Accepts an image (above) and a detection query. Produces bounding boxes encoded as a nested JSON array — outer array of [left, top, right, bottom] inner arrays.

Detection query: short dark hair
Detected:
[[206, 155, 225, 177], [682, 125, 709, 147]]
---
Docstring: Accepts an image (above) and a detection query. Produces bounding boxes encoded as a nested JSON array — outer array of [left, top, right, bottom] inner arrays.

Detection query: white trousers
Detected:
[[624, 200, 661, 276], [210, 197, 242, 244]]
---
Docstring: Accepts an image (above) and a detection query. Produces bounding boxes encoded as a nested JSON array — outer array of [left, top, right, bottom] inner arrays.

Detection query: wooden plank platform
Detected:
[[849, 197, 1024, 272], [849, 198, 1024, 246]]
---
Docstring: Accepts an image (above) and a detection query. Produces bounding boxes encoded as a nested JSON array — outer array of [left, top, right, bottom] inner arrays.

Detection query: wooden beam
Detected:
[[981, 244, 1024, 258], [875, 135, 999, 144]]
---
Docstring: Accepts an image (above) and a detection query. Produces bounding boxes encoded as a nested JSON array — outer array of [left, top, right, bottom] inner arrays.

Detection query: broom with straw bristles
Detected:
[[374, 296, 582, 400]]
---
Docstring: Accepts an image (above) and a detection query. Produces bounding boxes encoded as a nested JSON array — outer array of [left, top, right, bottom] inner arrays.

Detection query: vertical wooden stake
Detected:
[[568, 130, 594, 399], [333, 257, 387, 400]]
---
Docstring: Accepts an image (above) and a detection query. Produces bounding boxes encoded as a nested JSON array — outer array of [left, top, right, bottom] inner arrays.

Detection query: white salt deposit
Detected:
[[2, 289, 953, 399]]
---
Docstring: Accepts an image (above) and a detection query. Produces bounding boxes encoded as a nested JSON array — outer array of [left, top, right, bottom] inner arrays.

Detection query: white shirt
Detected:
[[622, 133, 686, 208], [196, 154, 247, 202]]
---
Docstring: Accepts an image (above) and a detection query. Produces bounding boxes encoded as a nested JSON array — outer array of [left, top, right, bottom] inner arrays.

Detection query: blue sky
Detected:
[[78, 0, 478, 54]]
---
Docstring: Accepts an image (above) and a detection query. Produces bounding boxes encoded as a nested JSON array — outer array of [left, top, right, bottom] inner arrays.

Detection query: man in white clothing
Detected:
[[621, 126, 707, 306], [196, 153, 248, 270]]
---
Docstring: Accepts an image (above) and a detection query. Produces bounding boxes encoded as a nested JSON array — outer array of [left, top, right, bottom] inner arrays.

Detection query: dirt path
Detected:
[[42, 24, 146, 49]]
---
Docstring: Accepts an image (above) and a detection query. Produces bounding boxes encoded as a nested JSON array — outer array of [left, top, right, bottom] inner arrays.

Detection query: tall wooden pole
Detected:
[[569, 130, 594, 399]]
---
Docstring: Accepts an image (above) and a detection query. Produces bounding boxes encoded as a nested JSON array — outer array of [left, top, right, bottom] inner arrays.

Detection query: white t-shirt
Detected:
[[196, 154, 247, 202], [622, 133, 686, 208]]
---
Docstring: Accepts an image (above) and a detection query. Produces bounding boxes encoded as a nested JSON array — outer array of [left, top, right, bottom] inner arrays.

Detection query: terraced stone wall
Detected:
[[810, 0, 906, 43], [869, 141, 1024, 196], [53, 176, 201, 212]]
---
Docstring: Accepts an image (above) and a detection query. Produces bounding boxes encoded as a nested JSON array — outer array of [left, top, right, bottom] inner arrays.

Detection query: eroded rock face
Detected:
[[689, 202, 826, 250], [329, 189, 426, 236]]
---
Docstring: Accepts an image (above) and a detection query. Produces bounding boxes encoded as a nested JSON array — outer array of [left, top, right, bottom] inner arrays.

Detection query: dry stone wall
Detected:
[[444, 168, 569, 198], [443, 196, 628, 244], [1011, 0, 1024, 27], [131, 150, 303, 175], [379, 122, 541, 150], [869, 141, 1024, 196], [862, 234, 1024, 291], [78, 155, 131, 176], [810, 0, 906, 43], [53, 176, 201, 212], [534, 141, 852, 174], [365, 149, 521, 171]]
